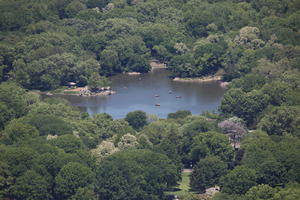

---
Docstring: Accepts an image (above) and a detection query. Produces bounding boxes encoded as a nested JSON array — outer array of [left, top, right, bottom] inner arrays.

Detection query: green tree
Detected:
[[193, 38, 227, 76], [86, 0, 110, 8], [49, 135, 85, 153], [0, 102, 12, 129], [140, 121, 180, 146], [240, 131, 288, 186], [244, 184, 275, 200], [28, 101, 81, 120], [65, 0, 86, 18], [275, 136, 300, 183], [100, 36, 151, 74], [125, 110, 148, 130], [168, 110, 192, 119], [11, 170, 52, 200], [220, 88, 269, 126], [100, 48, 120, 75], [34, 152, 64, 178], [2, 120, 39, 144], [88, 72, 111, 92], [55, 162, 95, 199], [213, 193, 244, 200], [190, 156, 227, 193], [96, 149, 179, 200], [261, 81, 291, 106], [0, 83, 30, 118], [70, 186, 97, 200], [190, 131, 234, 164], [154, 124, 183, 166], [0, 146, 37, 176], [272, 182, 300, 200], [27, 114, 73, 136], [169, 53, 196, 78], [258, 106, 300, 137], [230, 74, 266, 93], [220, 166, 257, 195], [181, 117, 217, 157]]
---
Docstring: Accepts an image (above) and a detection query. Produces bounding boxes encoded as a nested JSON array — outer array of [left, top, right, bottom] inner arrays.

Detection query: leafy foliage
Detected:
[[0, 0, 300, 199], [125, 110, 148, 130], [96, 150, 179, 200], [191, 156, 227, 192]]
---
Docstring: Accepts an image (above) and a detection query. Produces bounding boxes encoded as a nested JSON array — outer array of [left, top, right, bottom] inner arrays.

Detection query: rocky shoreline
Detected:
[[33, 87, 116, 97], [127, 72, 141, 75], [62, 87, 116, 97], [173, 76, 223, 82], [77, 87, 116, 96], [173, 76, 230, 88], [150, 59, 167, 71]]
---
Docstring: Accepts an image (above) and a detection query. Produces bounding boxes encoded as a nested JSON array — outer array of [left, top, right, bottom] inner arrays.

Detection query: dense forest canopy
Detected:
[[0, 0, 300, 199], [1, 0, 300, 89]]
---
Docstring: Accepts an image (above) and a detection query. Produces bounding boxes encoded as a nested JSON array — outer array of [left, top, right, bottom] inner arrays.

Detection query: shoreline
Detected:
[[63, 87, 116, 96], [125, 60, 167, 75], [150, 59, 167, 71], [63, 90, 116, 97], [32, 87, 116, 97], [126, 72, 141, 75], [173, 76, 223, 83], [31, 70, 228, 98]]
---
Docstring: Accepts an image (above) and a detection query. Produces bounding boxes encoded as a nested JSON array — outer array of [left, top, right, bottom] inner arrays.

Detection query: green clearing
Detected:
[[166, 171, 201, 200]]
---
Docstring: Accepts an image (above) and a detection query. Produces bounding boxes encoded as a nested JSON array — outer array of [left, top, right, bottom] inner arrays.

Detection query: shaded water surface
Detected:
[[54, 69, 226, 118]]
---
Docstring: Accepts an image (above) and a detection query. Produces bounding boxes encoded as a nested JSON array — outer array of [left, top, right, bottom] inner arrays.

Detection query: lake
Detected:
[[54, 69, 226, 119]]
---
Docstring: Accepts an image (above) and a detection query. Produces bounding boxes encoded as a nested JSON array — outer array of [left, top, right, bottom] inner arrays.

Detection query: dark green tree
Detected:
[[49, 135, 85, 153], [0, 83, 30, 118], [11, 170, 52, 200], [220, 166, 257, 195], [258, 106, 300, 137], [96, 149, 179, 200], [0, 146, 37, 177], [88, 72, 111, 92], [0, 102, 12, 129], [168, 110, 192, 119], [190, 156, 227, 193], [190, 131, 234, 164], [65, 1, 86, 18], [70, 186, 97, 200], [55, 162, 95, 199], [244, 184, 275, 200], [27, 114, 73, 136], [125, 110, 148, 130], [220, 88, 269, 126], [1, 120, 39, 144]]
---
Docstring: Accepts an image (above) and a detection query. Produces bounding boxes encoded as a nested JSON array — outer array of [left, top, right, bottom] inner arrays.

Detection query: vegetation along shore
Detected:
[[0, 0, 299, 199]]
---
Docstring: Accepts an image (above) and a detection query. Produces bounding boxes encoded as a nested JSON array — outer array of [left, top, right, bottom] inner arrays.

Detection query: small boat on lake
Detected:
[[155, 104, 161, 106]]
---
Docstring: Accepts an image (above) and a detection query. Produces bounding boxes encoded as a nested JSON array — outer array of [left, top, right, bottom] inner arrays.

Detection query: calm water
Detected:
[[54, 69, 226, 119]]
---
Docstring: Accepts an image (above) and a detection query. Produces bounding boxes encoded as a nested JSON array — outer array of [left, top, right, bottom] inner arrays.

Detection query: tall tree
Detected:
[[191, 156, 227, 193]]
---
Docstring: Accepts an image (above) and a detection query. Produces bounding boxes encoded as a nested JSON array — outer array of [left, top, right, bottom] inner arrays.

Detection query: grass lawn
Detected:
[[179, 171, 192, 191], [166, 171, 201, 200]]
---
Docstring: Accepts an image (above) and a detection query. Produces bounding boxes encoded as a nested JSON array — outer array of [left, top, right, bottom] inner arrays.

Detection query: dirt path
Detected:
[[183, 168, 193, 173]]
